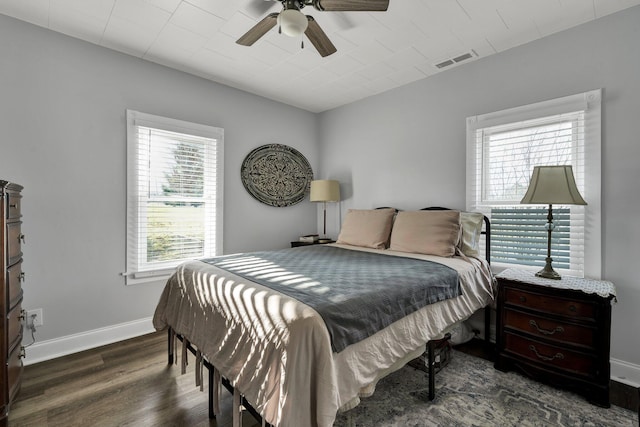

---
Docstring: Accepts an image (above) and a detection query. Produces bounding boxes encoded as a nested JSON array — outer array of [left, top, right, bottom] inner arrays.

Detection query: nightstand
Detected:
[[495, 268, 616, 408], [290, 240, 335, 248]]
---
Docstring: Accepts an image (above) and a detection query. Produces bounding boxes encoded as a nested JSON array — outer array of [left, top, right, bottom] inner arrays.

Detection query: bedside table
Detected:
[[290, 240, 335, 248], [495, 268, 616, 408]]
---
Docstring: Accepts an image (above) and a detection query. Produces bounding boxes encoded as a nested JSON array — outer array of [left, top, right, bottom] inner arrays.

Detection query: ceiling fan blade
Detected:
[[304, 16, 337, 57], [236, 13, 279, 46], [311, 0, 389, 12]]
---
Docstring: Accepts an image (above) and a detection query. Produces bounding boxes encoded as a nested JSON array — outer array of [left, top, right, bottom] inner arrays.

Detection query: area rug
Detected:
[[333, 350, 638, 426]]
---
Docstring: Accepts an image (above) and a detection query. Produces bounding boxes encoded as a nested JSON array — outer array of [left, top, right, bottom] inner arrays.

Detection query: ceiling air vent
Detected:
[[435, 59, 455, 69], [435, 50, 477, 69]]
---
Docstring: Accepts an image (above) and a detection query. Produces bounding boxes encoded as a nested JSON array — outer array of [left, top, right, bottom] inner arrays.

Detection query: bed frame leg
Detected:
[[427, 340, 435, 401], [168, 327, 174, 365], [484, 306, 491, 345], [208, 363, 215, 419], [233, 389, 243, 427]]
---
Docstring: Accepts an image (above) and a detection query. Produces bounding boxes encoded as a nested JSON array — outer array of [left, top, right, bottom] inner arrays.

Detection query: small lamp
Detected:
[[520, 165, 586, 280], [310, 180, 340, 242]]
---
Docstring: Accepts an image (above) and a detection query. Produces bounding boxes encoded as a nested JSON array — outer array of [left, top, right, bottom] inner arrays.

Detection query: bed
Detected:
[[153, 207, 495, 427]]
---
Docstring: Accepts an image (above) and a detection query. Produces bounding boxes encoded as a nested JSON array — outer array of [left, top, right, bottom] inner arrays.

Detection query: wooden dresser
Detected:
[[495, 268, 615, 408], [1, 181, 24, 426]]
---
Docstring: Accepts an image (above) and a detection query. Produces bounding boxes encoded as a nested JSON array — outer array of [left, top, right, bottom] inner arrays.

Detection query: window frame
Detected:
[[125, 110, 224, 285], [466, 89, 602, 279]]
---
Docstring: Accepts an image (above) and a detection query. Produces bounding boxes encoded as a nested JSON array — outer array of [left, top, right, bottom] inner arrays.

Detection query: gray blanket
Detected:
[[202, 245, 460, 352]]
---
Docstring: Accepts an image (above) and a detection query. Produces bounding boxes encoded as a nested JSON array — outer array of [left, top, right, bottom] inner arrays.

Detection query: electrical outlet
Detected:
[[26, 308, 43, 328]]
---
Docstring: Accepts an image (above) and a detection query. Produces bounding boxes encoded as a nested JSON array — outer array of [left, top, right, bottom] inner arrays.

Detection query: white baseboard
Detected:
[[21, 317, 640, 389], [23, 317, 155, 366], [611, 357, 640, 387]]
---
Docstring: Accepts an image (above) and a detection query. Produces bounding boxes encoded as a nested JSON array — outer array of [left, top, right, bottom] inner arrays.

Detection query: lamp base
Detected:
[[535, 258, 562, 280]]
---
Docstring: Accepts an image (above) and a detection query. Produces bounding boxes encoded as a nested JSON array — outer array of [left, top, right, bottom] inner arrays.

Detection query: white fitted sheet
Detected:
[[153, 243, 495, 427]]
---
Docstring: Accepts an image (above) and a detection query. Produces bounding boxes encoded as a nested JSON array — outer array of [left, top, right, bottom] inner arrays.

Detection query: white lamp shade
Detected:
[[310, 180, 340, 202], [520, 165, 587, 205], [277, 9, 309, 37]]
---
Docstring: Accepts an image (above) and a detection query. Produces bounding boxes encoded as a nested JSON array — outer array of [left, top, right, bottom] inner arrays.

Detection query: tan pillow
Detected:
[[459, 212, 484, 256], [336, 208, 396, 249], [390, 210, 461, 257]]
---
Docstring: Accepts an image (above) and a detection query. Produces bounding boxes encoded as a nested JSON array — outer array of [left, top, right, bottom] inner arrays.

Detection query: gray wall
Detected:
[[319, 7, 640, 367], [0, 15, 318, 343], [1, 5, 639, 373]]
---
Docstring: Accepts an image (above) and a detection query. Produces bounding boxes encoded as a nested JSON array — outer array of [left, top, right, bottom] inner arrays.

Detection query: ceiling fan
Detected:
[[237, 0, 390, 57]]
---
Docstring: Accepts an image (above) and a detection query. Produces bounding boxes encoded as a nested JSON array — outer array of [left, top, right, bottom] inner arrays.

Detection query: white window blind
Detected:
[[125, 110, 224, 285], [466, 90, 601, 278]]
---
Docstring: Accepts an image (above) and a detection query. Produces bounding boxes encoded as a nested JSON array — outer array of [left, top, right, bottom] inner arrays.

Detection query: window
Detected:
[[466, 90, 601, 278], [125, 110, 224, 284]]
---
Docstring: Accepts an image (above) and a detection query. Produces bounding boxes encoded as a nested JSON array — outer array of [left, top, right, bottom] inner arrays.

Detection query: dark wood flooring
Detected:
[[8, 333, 639, 426], [9, 332, 258, 427]]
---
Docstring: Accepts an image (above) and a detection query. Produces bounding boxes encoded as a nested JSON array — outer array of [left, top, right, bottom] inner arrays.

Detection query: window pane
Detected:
[[126, 110, 224, 283], [483, 120, 575, 203], [146, 202, 205, 262], [491, 207, 570, 268], [148, 131, 206, 199]]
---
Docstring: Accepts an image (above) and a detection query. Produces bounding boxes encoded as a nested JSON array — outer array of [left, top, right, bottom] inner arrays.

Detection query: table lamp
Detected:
[[310, 180, 340, 242], [520, 165, 586, 280]]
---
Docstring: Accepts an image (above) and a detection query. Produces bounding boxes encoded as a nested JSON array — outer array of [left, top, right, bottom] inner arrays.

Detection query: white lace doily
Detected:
[[496, 268, 616, 299]]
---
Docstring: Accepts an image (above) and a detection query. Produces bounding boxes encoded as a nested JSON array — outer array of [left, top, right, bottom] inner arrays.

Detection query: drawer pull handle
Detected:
[[529, 345, 564, 362], [18, 272, 26, 282], [9, 203, 18, 208], [529, 320, 564, 336], [519, 296, 527, 303]]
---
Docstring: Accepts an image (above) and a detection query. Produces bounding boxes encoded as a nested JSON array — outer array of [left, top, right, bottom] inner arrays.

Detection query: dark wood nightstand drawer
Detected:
[[291, 240, 335, 247], [6, 192, 21, 219], [504, 333, 596, 377], [504, 287, 595, 319], [8, 300, 23, 351], [7, 221, 23, 265], [7, 261, 24, 308], [7, 343, 24, 402], [504, 308, 595, 349]]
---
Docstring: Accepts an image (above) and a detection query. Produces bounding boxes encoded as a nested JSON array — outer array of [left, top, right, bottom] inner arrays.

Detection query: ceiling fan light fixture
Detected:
[[277, 9, 308, 37], [238, 0, 389, 57]]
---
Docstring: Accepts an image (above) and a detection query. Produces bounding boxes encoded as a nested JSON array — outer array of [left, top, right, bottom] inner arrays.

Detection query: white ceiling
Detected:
[[2, 0, 639, 112]]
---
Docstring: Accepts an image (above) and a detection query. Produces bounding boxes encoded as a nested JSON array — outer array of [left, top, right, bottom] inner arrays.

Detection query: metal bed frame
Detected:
[[166, 208, 492, 426]]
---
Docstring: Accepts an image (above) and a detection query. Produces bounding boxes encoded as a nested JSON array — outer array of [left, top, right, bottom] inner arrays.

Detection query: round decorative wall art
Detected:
[[240, 144, 314, 207]]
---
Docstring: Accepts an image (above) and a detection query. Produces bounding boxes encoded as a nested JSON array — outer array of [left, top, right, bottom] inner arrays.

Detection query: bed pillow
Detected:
[[459, 212, 484, 256], [389, 210, 461, 257], [336, 208, 396, 249]]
